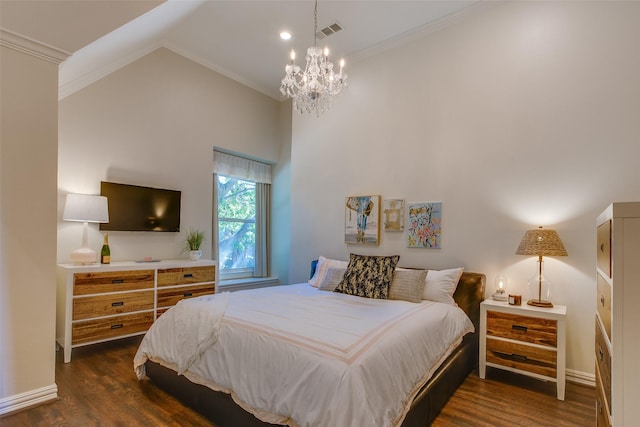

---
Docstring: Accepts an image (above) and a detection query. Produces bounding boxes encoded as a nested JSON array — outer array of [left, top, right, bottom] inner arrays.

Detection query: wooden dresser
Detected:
[[57, 259, 216, 363], [596, 203, 640, 426], [479, 298, 567, 400]]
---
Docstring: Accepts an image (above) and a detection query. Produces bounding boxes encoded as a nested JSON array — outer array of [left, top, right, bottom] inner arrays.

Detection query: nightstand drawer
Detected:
[[73, 290, 154, 321], [597, 219, 611, 277], [157, 266, 215, 287], [596, 274, 611, 341], [595, 318, 611, 409], [486, 311, 557, 347], [157, 284, 215, 308], [73, 270, 154, 295], [72, 312, 154, 344], [486, 338, 557, 377]]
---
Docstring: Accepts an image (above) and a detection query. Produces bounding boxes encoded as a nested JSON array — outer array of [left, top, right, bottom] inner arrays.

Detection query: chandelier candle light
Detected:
[[515, 226, 568, 308], [280, 0, 347, 116]]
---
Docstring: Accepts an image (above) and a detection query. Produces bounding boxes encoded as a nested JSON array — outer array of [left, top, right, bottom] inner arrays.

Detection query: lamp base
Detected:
[[527, 299, 554, 308], [492, 292, 508, 302], [70, 248, 97, 264]]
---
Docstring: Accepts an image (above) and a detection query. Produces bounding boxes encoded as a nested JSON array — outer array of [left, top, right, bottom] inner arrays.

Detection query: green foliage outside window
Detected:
[[217, 175, 256, 270]]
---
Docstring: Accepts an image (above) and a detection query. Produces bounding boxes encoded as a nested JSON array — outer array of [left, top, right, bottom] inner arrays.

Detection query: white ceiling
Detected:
[[1, 0, 484, 100]]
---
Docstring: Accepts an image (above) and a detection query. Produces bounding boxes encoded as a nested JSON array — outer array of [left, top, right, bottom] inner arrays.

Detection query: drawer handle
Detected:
[[111, 301, 124, 307], [600, 295, 605, 306], [183, 273, 193, 278], [598, 346, 604, 362], [112, 279, 124, 284], [110, 324, 123, 330], [183, 292, 193, 297], [600, 243, 605, 253], [512, 324, 528, 332], [511, 354, 528, 362]]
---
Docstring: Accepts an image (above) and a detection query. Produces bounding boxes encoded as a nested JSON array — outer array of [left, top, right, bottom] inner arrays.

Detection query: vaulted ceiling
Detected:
[[1, 0, 483, 100]]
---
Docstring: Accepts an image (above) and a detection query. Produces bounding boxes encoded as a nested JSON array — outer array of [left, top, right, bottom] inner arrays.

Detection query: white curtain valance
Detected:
[[213, 151, 272, 184]]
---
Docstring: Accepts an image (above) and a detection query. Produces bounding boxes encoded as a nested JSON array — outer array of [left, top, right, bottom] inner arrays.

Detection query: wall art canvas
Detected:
[[383, 199, 405, 231], [407, 202, 442, 248], [345, 195, 380, 245]]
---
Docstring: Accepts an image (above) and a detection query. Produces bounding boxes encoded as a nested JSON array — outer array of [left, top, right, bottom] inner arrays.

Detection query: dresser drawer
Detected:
[[72, 312, 154, 345], [597, 219, 611, 277], [596, 274, 612, 341], [157, 266, 215, 287], [73, 270, 154, 295], [157, 284, 215, 308], [73, 290, 154, 321], [595, 318, 611, 410], [596, 361, 611, 426], [486, 338, 557, 377], [486, 311, 557, 347]]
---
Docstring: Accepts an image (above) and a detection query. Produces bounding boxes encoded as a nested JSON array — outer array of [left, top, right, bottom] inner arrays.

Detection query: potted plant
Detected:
[[184, 228, 205, 261]]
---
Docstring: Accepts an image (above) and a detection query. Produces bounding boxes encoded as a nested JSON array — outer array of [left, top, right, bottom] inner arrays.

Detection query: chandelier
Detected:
[[280, 0, 347, 116]]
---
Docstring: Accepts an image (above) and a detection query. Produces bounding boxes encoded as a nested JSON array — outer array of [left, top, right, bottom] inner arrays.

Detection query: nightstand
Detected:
[[479, 299, 567, 400]]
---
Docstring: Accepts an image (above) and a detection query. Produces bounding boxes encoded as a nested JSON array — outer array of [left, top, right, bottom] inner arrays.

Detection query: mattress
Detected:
[[134, 283, 474, 427]]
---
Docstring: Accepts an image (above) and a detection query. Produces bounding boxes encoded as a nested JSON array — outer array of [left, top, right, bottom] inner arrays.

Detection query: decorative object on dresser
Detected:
[[596, 202, 640, 427], [492, 275, 508, 301], [56, 259, 216, 363], [515, 226, 568, 307], [183, 228, 205, 261], [63, 193, 109, 264], [479, 299, 567, 400]]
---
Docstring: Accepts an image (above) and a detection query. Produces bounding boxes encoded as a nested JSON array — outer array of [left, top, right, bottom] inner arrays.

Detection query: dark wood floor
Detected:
[[1, 336, 595, 426]]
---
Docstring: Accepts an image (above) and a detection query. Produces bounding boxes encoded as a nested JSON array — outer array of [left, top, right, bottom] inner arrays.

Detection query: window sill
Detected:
[[218, 277, 279, 292]]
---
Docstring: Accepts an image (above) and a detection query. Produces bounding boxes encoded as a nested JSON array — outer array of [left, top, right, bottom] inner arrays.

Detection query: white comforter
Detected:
[[134, 284, 474, 427]]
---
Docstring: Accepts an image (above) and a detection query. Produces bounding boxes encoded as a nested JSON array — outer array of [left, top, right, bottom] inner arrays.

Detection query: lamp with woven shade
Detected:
[[516, 226, 568, 307]]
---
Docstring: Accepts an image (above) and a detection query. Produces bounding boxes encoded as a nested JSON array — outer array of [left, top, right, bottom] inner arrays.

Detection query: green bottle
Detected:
[[100, 233, 111, 264]]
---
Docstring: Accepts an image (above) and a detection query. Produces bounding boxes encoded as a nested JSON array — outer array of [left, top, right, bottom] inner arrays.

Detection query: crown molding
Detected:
[[0, 28, 70, 64]]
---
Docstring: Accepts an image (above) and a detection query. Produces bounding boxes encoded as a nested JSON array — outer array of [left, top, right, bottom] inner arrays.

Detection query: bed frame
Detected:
[[144, 271, 486, 426]]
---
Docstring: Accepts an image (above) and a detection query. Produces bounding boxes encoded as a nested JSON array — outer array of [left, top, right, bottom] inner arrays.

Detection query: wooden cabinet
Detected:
[[479, 299, 567, 400], [596, 202, 640, 426], [57, 260, 216, 363]]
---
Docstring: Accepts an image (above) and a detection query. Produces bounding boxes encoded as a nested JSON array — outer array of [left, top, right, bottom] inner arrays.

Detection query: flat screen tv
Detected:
[[100, 181, 181, 232]]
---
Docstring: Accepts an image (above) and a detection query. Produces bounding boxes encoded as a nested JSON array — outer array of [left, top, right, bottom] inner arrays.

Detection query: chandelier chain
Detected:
[[313, 0, 318, 47]]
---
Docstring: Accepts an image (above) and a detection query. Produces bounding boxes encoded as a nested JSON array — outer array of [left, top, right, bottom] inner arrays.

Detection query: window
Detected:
[[217, 175, 256, 276], [213, 151, 270, 281]]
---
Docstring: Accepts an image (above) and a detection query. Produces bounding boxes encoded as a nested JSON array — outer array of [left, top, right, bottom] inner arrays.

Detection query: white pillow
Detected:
[[422, 267, 464, 305], [308, 256, 349, 288], [318, 267, 347, 291]]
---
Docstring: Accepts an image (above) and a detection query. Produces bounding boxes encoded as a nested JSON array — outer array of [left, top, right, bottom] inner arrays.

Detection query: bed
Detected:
[[134, 261, 485, 427]]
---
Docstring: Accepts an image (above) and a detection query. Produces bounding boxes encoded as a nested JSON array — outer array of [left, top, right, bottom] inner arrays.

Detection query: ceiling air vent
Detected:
[[316, 22, 343, 40]]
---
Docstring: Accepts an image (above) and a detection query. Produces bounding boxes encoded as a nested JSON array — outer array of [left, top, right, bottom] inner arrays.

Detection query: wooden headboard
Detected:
[[454, 272, 486, 333]]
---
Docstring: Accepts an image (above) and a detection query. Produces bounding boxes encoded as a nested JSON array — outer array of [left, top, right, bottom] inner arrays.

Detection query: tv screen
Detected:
[[100, 181, 181, 232]]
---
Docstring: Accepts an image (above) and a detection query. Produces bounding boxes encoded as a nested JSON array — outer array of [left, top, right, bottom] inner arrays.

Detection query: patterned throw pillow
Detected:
[[389, 269, 428, 303], [334, 254, 400, 299]]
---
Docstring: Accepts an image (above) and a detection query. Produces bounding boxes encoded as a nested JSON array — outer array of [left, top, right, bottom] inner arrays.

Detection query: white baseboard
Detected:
[[566, 369, 595, 387], [0, 384, 58, 416]]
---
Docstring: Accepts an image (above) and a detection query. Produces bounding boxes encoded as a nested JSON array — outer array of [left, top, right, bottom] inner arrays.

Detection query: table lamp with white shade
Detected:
[[63, 194, 109, 264]]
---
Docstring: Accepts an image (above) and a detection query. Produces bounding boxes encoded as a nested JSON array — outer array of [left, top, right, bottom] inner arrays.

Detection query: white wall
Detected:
[[1, 45, 58, 407], [289, 1, 640, 377], [58, 48, 282, 265]]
